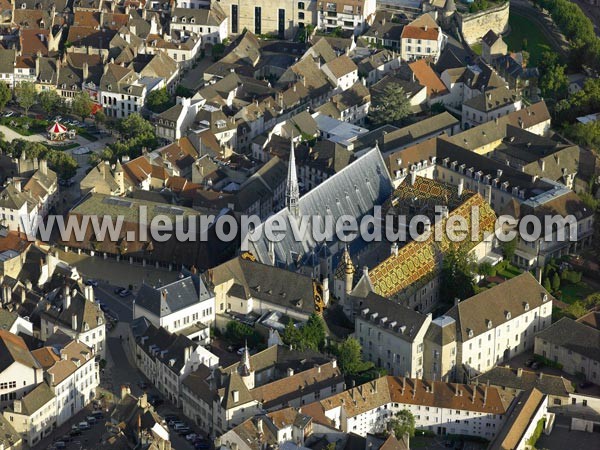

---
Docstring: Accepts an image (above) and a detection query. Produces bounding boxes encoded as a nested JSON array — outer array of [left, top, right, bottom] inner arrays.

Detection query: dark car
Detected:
[[69, 429, 82, 437], [118, 289, 132, 297], [178, 428, 191, 436], [91, 411, 104, 419], [149, 395, 163, 407], [579, 380, 593, 389], [525, 358, 535, 367], [194, 441, 209, 450], [114, 287, 125, 294], [164, 415, 179, 422], [85, 279, 99, 287], [531, 361, 542, 370]]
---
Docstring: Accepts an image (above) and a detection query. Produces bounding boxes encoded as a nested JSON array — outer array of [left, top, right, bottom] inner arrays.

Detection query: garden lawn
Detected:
[[559, 282, 595, 304], [505, 12, 552, 66]]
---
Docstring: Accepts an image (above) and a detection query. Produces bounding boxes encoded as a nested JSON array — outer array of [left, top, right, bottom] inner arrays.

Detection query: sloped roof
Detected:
[[0, 330, 39, 372], [246, 147, 393, 270], [135, 274, 211, 318], [446, 273, 552, 342], [535, 317, 600, 362]]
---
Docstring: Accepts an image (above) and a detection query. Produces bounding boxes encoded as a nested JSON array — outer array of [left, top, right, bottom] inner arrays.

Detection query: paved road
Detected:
[[0, 124, 48, 142], [93, 283, 134, 323]]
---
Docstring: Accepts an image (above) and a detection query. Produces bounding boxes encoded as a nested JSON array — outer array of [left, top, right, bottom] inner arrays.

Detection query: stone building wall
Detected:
[[458, 2, 510, 44]]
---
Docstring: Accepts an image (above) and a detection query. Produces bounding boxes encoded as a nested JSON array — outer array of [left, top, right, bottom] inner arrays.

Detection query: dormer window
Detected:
[[190, 18, 195, 23], [21, 3, 26, 9], [542, 293, 548, 302], [524, 302, 530, 311], [487, 320, 493, 329], [467, 328, 473, 338], [181, 17, 186, 23], [505, 311, 511, 320], [107, 84, 112, 91]]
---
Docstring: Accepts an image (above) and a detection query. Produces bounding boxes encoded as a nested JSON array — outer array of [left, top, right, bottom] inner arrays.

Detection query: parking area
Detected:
[[410, 435, 488, 450]]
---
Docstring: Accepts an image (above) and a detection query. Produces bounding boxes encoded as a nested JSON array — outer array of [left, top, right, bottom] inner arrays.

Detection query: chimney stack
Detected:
[[71, 313, 77, 330], [458, 178, 464, 197]]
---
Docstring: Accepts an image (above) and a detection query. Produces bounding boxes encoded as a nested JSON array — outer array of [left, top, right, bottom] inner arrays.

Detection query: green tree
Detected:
[[500, 236, 517, 262], [117, 113, 154, 139], [0, 82, 11, 111], [224, 321, 261, 347], [387, 410, 416, 439], [72, 91, 93, 121], [543, 277, 552, 292], [551, 272, 561, 292], [302, 313, 326, 351], [38, 90, 61, 116], [539, 63, 568, 99], [564, 301, 588, 318], [14, 82, 37, 116], [335, 337, 374, 375], [282, 319, 303, 348], [440, 246, 476, 304], [368, 82, 411, 127], [146, 88, 172, 113], [212, 43, 226, 61], [94, 109, 106, 126]]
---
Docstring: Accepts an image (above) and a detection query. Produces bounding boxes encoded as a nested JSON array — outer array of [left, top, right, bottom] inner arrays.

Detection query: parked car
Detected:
[[60, 435, 72, 443], [531, 361, 542, 370], [85, 279, 98, 287], [579, 380, 593, 389], [118, 289, 132, 297], [114, 287, 125, 294], [69, 429, 81, 437], [3, 111, 14, 118], [149, 395, 163, 407], [194, 441, 209, 450], [525, 358, 535, 367], [78, 421, 91, 430], [91, 411, 104, 419], [164, 414, 179, 422], [55, 441, 66, 449], [86, 416, 97, 424], [178, 428, 191, 436]]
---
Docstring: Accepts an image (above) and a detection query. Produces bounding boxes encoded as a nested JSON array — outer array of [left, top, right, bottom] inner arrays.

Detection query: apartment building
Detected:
[[0, 331, 43, 408], [426, 273, 553, 382], [133, 272, 214, 342], [301, 376, 514, 439], [462, 87, 522, 129], [170, 4, 228, 47], [316, 0, 376, 36], [33, 340, 99, 426], [401, 14, 446, 62], [354, 294, 432, 378], [40, 285, 106, 358], [181, 345, 344, 437], [134, 323, 219, 407], [534, 318, 600, 384]]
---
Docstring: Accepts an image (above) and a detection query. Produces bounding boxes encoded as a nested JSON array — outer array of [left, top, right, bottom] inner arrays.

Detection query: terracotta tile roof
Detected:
[[408, 59, 448, 96], [0, 330, 39, 372], [250, 362, 343, 409], [19, 29, 49, 56], [488, 388, 545, 450], [0, 231, 31, 253], [32, 347, 60, 370], [401, 14, 440, 40], [302, 376, 513, 427], [73, 10, 101, 28]]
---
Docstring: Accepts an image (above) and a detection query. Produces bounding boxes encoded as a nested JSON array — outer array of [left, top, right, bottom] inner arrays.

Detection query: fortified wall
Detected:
[[457, 1, 509, 44]]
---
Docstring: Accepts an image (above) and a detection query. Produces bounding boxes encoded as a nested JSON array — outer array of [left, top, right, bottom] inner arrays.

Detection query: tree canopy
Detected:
[[38, 90, 62, 116], [146, 88, 172, 113], [102, 113, 158, 161], [72, 91, 93, 120], [440, 246, 476, 304], [2, 138, 78, 180], [334, 337, 374, 376], [368, 82, 411, 127], [14, 82, 37, 116], [0, 82, 11, 111], [282, 313, 326, 351], [387, 410, 416, 439]]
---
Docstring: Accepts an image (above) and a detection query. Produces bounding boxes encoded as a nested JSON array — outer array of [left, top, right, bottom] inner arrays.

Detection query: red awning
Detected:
[[48, 121, 68, 133]]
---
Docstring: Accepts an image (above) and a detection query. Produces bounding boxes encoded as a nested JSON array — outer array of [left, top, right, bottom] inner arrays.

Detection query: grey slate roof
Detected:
[[245, 147, 393, 269], [135, 274, 211, 318], [138, 323, 198, 373], [13, 382, 55, 416], [474, 366, 573, 397], [355, 293, 430, 343], [535, 317, 600, 362]]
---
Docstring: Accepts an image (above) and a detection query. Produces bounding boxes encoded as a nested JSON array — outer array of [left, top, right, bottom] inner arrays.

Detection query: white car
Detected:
[[185, 434, 198, 441]]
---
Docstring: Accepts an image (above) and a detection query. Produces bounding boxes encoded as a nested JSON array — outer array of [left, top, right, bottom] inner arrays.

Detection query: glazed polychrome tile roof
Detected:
[[368, 178, 496, 298]]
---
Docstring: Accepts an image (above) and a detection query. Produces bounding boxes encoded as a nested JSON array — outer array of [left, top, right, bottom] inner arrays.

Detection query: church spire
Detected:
[[238, 341, 252, 377], [286, 136, 300, 217]]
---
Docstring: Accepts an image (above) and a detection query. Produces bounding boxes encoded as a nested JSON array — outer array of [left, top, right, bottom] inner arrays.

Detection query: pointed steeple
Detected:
[[238, 341, 252, 377], [285, 137, 300, 217]]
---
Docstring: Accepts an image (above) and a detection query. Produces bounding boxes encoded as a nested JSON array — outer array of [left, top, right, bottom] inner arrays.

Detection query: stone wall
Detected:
[[458, 1, 510, 45]]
